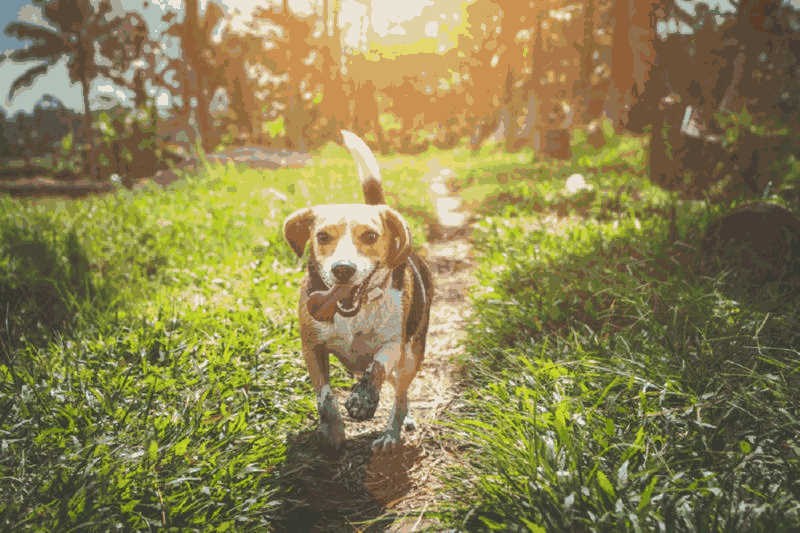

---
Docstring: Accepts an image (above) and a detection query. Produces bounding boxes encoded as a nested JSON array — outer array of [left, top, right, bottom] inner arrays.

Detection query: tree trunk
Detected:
[[529, 9, 545, 152], [80, 66, 95, 180], [503, 67, 519, 152], [579, 0, 595, 121], [607, 0, 657, 132], [183, 0, 213, 152], [332, 0, 341, 42], [607, 0, 633, 131]]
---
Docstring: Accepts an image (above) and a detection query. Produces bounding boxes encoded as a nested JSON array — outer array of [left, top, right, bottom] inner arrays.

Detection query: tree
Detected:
[[97, 10, 153, 109], [0, 109, 8, 159], [250, 5, 329, 150], [162, 0, 227, 151], [606, 0, 658, 131], [15, 113, 34, 166], [3, 0, 126, 177]]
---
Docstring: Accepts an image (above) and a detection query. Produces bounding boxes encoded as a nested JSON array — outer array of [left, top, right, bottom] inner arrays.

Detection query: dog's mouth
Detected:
[[335, 282, 366, 316], [307, 265, 380, 321]]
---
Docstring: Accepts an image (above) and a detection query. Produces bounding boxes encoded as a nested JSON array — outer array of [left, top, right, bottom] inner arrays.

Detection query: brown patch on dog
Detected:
[[283, 207, 315, 257], [380, 207, 412, 268]]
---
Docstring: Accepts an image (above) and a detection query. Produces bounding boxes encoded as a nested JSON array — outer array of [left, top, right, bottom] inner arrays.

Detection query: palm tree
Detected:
[[2, 0, 123, 176]]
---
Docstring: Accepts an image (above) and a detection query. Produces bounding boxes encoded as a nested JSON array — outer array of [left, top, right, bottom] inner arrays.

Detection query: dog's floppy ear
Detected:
[[283, 207, 315, 258], [381, 206, 412, 268]]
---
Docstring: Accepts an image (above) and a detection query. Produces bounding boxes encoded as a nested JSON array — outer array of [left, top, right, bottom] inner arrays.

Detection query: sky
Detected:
[[0, 0, 785, 116]]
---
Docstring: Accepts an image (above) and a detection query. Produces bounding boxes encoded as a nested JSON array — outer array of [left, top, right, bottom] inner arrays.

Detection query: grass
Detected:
[[439, 130, 800, 531], [0, 141, 437, 530], [3, 128, 799, 531], [454, 122, 673, 223]]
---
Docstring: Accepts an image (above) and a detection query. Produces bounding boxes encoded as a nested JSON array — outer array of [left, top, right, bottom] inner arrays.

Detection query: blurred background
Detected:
[[0, 0, 798, 198]]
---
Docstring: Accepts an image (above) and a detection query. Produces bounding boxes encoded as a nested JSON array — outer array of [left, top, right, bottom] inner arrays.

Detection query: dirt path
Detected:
[[278, 161, 475, 531]]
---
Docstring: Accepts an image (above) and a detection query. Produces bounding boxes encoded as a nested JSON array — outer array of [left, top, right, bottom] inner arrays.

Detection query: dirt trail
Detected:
[[278, 160, 475, 531]]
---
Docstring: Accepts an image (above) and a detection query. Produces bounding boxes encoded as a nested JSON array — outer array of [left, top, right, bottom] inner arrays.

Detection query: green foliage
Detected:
[[92, 105, 174, 182], [263, 116, 286, 139], [0, 142, 436, 529], [0, 213, 97, 351], [456, 128, 671, 221], [441, 135, 800, 530]]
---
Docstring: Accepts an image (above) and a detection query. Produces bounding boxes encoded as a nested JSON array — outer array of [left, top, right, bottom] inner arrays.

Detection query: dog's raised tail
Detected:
[[341, 130, 385, 205]]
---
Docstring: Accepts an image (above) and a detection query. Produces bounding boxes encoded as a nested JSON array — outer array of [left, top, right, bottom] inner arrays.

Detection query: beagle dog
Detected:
[[283, 131, 433, 452]]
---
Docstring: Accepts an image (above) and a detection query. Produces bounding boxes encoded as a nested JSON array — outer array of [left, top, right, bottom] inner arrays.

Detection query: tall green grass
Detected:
[[442, 136, 800, 531], [0, 143, 437, 530]]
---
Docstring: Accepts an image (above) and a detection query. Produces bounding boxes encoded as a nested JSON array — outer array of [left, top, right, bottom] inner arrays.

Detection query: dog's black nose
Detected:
[[332, 262, 356, 283]]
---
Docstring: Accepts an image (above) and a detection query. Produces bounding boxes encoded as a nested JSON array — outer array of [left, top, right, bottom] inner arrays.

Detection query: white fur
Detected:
[[312, 277, 404, 375], [341, 129, 382, 185], [317, 220, 375, 288]]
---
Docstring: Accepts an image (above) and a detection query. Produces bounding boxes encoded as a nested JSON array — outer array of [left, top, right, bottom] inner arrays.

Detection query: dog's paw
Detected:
[[345, 380, 380, 420], [371, 430, 402, 452], [403, 413, 417, 432], [317, 385, 345, 451], [345, 365, 384, 421]]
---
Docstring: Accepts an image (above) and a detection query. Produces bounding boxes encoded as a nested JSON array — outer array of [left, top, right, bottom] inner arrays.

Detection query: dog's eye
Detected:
[[360, 231, 379, 245], [316, 231, 332, 244]]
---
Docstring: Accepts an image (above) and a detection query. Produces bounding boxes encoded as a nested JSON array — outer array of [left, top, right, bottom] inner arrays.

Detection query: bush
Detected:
[[92, 106, 181, 184]]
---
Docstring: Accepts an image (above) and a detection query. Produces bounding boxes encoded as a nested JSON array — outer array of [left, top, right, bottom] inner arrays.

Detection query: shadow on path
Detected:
[[276, 427, 422, 531]]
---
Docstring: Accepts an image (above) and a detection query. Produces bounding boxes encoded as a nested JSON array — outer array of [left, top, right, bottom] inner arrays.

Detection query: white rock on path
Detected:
[[564, 173, 593, 194]]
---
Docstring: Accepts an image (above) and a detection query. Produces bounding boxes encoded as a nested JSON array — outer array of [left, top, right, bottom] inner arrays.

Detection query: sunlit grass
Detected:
[[439, 135, 800, 531], [3, 131, 799, 530], [0, 140, 437, 530]]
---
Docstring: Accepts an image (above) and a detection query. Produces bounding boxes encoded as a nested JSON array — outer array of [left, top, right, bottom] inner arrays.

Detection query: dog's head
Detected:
[[283, 204, 411, 287]]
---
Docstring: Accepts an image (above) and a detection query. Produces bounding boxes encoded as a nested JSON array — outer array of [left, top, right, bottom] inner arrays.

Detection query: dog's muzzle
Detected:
[[307, 264, 380, 321]]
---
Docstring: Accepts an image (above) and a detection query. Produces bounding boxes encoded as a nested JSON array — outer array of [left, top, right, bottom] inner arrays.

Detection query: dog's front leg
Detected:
[[344, 341, 401, 421], [304, 342, 345, 450]]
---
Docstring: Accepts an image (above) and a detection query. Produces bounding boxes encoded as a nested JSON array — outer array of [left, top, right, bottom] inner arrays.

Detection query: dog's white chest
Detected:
[[319, 288, 403, 372]]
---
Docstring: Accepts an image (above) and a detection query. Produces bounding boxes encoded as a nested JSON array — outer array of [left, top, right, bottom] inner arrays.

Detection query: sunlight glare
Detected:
[[221, 0, 436, 45]]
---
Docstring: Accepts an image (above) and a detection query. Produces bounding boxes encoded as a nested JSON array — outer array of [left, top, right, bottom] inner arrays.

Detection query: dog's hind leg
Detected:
[[399, 328, 428, 434], [372, 346, 418, 451]]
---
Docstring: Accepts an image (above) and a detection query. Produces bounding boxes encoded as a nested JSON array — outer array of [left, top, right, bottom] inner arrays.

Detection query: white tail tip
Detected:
[[341, 130, 381, 184]]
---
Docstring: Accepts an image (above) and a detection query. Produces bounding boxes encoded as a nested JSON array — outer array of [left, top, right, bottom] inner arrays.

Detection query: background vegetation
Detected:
[[1, 0, 798, 530]]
